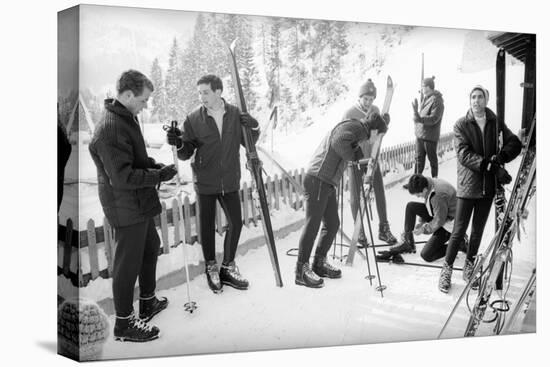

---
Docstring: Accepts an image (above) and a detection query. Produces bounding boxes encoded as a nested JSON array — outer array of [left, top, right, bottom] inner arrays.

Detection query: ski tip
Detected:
[[229, 38, 239, 53]]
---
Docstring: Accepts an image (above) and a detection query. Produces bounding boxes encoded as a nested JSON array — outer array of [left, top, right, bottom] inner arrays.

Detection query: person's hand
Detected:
[[159, 164, 177, 182], [412, 98, 419, 112], [382, 113, 391, 125], [166, 127, 182, 147], [240, 112, 259, 129], [489, 154, 505, 167], [365, 113, 388, 134], [496, 166, 512, 185]]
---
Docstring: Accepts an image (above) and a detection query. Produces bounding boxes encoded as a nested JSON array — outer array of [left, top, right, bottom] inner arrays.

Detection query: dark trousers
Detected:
[[112, 218, 160, 317], [404, 201, 451, 262], [198, 191, 243, 264], [348, 164, 388, 225], [298, 175, 340, 264], [445, 197, 493, 266], [415, 138, 439, 178]]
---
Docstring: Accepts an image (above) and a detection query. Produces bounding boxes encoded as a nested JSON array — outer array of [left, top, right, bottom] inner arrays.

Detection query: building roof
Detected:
[[487, 32, 536, 63]]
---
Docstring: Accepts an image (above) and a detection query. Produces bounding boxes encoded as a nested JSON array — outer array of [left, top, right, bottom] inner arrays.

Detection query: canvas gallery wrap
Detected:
[[57, 4, 536, 362]]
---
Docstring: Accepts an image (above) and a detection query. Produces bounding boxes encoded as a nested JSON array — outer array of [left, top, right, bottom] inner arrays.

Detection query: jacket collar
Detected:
[[104, 98, 137, 122], [465, 107, 497, 125]]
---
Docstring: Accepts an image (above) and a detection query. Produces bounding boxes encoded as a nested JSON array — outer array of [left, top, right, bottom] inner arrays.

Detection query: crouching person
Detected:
[[296, 113, 389, 288], [377, 174, 466, 264]]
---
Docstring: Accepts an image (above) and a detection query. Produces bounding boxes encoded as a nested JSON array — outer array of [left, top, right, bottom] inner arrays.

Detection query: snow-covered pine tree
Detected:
[[165, 38, 186, 122], [150, 57, 167, 123]]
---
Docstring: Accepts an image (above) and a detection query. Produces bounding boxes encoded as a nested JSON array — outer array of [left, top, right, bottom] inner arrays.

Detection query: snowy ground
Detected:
[[96, 156, 536, 360]]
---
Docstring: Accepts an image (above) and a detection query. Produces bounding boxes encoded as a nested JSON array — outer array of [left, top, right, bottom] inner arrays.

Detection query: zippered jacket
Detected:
[[454, 108, 521, 199], [415, 90, 444, 142], [178, 101, 259, 195]]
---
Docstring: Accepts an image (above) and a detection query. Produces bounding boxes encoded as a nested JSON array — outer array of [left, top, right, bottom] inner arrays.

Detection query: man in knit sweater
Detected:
[[295, 112, 388, 288], [89, 70, 177, 342], [343, 79, 398, 246], [166, 74, 260, 293]]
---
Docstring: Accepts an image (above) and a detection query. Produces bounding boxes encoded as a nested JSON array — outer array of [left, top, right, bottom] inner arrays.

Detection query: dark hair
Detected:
[[405, 174, 429, 194], [197, 74, 223, 92], [116, 70, 154, 96]]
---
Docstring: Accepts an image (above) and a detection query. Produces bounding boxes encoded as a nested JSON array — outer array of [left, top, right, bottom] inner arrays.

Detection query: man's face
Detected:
[[126, 88, 152, 116], [421, 85, 433, 97], [358, 94, 375, 111], [198, 83, 222, 109], [470, 90, 487, 114]]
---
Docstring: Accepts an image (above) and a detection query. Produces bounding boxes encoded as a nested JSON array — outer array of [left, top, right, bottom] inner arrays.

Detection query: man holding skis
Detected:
[[166, 74, 260, 293], [296, 111, 389, 288], [89, 70, 176, 342], [343, 79, 398, 247]]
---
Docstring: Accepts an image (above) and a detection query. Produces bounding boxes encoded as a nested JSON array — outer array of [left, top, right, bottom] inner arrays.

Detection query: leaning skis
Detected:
[[226, 40, 283, 287]]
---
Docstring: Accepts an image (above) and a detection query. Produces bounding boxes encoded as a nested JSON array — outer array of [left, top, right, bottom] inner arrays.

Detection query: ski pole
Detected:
[[351, 164, 375, 287], [355, 163, 386, 297], [168, 120, 198, 313]]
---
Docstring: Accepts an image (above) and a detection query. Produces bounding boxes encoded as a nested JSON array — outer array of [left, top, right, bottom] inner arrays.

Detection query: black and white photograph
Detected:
[[3, 0, 547, 366]]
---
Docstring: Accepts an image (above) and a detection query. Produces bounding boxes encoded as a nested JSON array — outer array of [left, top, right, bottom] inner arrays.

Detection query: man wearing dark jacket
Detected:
[[166, 74, 259, 293], [438, 85, 521, 293], [89, 70, 177, 342], [412, 77, 444, 178], [296, 113, 388, 288]]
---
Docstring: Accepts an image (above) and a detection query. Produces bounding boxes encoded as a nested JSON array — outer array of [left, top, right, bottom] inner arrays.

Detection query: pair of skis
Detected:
[[227, 40, 283, 287]]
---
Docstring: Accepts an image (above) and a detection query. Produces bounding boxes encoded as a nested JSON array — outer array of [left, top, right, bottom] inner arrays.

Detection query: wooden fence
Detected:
[[57, 133, 455, 287]]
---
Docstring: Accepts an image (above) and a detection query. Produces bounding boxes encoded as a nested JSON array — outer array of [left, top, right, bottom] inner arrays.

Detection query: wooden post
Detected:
[[249, 181, 258, 225], [87, 219, 100, 280], [216, 202, 224, 235], [103, 217, 114, 276], [159, 202, 170, 253], [172, 198, 180, 248], [183, 196, 192, 244], [62, 218, 73, 278], [242, 182, 250, 227], [273, 174, 280, 210], [194, 199, 202, 244]]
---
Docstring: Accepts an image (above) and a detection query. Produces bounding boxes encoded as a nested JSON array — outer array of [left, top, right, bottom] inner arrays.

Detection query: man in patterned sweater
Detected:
[[295, 111, 388, 288], [89, 70, 177, 342]]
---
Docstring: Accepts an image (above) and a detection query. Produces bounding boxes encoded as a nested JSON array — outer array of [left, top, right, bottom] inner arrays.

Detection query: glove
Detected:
[[412, 98, 419, 112], [351, 143, 364, 162], [382, 113, 391, 125], [153, 162, 166, 169], [184, 139, 203, 150], [240, 112, 259, 129], [490, 154, 505, 166], [365, 113, 388, 134], [158, 164, 177, 182], [496, 166, 512, 185], [166, 127, 182, 147]]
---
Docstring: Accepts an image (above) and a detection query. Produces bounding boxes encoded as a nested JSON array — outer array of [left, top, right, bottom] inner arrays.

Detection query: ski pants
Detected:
[[415, 138, 439, 178], [348, 163, 388, 230], [297, 174, 339, 264], [404, 201, 451, 262], [112, 218, 160, 317], [445, 197, 493, 266], [198, 191, 243, 265]]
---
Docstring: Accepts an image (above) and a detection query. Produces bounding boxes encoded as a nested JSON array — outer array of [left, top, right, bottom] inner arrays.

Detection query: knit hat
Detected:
[[358, 79, 377, 98], [58, 298, 110, 361], [470, 85, 489, 103], [422, 76, 435, 90]]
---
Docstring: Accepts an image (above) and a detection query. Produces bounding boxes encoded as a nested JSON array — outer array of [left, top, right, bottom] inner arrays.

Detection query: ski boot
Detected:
[[220, 261, 249, 290], [462, 258, 480, 290], [295, 262, 324, 288], [439, 261, 452, 293], [312, 256, 342, 279], [205, 261, 223, 294], [139, 295, 169, 322], [378, 221, 398, 244], [114, 312, 160, 342], [376, 251, 404, 264], [357, 231, 369, 249], [390, 231, 416, 254]]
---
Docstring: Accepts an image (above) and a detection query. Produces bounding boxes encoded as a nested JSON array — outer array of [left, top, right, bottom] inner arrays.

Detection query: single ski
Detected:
[[226, 40, 283, 287], [494, 48, 507, 230], [257, 145, 304, 195]]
